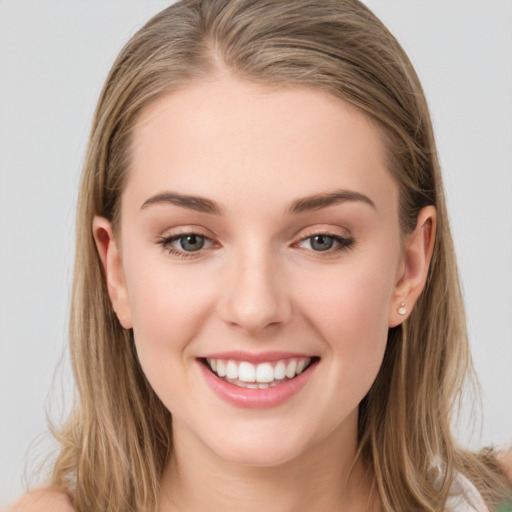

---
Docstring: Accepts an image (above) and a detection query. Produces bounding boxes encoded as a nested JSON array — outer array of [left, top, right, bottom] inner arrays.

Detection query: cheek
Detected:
[[297, 262, 395, 397], [315, 283, 389, 354], [123, 258, 216, 372], [301, 259, 393, 338], [123, 261, 221, 416]]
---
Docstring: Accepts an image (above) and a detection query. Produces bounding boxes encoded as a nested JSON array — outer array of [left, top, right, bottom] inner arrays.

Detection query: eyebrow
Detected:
[[286, 190, 376, 214], [141, 192, 223, 214], [140, 189, 376, 215]]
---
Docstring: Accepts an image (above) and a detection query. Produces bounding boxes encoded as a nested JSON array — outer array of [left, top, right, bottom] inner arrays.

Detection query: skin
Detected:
[[12, 75, 435, 512], [7, 487, 74, 512]]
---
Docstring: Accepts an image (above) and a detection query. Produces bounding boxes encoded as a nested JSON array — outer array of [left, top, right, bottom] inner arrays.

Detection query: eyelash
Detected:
[[156, 231, 355, 260]]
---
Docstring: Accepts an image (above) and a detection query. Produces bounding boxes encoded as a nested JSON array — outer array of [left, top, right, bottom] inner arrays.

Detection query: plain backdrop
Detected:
[[0, 0, 511, 505]]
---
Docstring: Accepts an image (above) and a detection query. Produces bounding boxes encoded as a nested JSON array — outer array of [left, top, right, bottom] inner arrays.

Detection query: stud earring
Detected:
[[397, 302, 407, 316]]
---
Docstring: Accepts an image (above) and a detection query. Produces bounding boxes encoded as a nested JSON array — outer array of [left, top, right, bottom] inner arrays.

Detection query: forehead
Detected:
[[125, 76, 397, 217]]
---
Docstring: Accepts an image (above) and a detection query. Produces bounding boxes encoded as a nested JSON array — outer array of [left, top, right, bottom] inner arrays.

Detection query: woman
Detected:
[[10, 0, 512, 510]]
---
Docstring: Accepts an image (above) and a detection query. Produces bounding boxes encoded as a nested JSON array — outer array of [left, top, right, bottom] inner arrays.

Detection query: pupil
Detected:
[[180, 235, 204, 252], [312, 235, 334, 251]]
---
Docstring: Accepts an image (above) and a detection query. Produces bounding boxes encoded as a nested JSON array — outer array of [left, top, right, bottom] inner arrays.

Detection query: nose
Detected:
[[218, 245, 292, 335]]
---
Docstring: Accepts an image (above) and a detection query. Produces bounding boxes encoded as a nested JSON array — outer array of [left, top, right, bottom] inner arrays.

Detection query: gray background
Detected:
[[1, 0, 511, 505]]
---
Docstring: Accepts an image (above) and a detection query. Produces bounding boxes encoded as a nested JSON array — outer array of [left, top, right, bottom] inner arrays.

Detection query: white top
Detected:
[[446, 471, 489, 512]]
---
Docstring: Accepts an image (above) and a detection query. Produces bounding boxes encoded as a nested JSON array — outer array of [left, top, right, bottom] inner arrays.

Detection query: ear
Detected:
[[388, 205, 436, 327], [92, 216, 133, 329]]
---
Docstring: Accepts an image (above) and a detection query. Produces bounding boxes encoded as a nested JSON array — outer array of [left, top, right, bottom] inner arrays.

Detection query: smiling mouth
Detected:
[[201, 357, 319, 389]]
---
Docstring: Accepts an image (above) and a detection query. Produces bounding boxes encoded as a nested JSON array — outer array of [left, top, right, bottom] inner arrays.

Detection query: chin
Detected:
[[219, 445, 303, 468], [207, 427, 316, 468]]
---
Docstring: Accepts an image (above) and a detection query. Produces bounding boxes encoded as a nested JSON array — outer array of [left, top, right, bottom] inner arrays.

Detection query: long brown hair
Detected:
[[50, 1, 511, 510]]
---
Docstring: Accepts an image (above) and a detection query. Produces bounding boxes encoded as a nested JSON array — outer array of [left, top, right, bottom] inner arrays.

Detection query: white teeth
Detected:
[[206, 357, 313, 386], [285, 359, 297, 378], [239, 362, 256, 382], [217, 360, 227, 377], [226, 360, 238, 379], [256, 363, 274, 383], [274, 361, 286, 380]]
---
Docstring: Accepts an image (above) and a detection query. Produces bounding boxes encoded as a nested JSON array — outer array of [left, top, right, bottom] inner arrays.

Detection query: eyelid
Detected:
[[156, 230, 217, 259], [296, 226, 352, 240], [156, 226, 355, 259], [293, 228, 355, 254]]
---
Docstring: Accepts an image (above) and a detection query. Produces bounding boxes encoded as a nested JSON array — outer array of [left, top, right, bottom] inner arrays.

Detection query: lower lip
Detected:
[[198, 359, 318, 409]]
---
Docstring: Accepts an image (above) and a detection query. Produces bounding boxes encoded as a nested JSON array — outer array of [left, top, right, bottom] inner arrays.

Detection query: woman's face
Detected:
[[98, 76, 424, 467]]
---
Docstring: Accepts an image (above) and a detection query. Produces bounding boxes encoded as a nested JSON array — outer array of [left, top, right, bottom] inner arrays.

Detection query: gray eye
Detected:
[[180, 234, 205, 252], [310, 235, 335, 251]]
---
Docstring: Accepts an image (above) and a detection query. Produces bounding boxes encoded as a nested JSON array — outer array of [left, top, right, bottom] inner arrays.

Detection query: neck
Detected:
[[159, 417, 379, 512]]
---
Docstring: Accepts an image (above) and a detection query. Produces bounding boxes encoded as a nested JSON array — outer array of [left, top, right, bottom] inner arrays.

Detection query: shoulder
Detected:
[[7, 487, 75, 512]]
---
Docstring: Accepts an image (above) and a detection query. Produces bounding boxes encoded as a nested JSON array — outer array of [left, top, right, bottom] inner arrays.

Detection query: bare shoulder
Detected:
[[7, 487, 75, 512]]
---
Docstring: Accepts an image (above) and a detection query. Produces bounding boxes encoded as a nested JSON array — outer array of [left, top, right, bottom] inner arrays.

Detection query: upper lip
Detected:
[[199, 351, 317, 363]]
